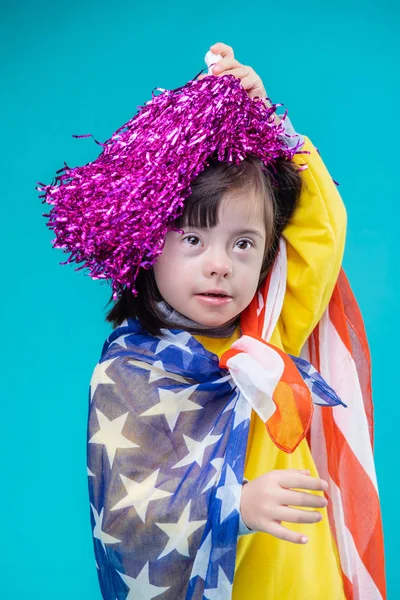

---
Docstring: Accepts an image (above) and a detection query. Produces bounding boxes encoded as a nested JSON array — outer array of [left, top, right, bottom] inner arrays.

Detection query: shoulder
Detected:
[[89, 318, 159, 405]]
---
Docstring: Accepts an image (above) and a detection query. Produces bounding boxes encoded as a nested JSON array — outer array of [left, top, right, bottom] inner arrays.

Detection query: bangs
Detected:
[[174, 185, 221, 229], [173, 155, 271, 231]]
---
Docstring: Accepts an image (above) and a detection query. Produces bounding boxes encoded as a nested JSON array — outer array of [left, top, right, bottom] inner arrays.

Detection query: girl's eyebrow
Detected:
[[232, 228, 264, 238], [182, 225, 264, 238]]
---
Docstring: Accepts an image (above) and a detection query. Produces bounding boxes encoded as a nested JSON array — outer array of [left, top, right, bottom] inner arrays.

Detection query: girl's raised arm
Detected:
[[272, 138, 347, 355]]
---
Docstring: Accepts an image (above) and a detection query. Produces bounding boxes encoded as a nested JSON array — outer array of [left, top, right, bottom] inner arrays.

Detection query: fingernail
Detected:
[[301, 537, 308, 544], [212, 65, 220, 74]]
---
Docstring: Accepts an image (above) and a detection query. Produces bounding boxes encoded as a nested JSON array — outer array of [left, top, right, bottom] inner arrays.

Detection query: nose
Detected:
[[203, 246, 233, 279]]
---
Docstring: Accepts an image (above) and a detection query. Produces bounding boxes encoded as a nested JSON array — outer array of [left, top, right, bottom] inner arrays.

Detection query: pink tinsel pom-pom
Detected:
[[38, 73, 305, 299]]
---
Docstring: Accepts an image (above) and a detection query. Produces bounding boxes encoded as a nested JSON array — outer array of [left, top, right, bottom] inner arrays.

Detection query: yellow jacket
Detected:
[[194, 136, 347, 599]]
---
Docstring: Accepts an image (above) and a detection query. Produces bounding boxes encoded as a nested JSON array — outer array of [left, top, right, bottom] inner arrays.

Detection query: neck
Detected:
[[155, 300, 240, 338]]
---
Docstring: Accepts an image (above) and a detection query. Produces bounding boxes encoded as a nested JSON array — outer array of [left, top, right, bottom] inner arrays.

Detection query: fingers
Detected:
[[274, 506, 323, 525], [267, 521, 309, 545], [280, 489, 328, 509], [210, 42, 234, 60], [220, 69, 258, 94], [278, 470, 328, 492], [206, 42, 267, 101], [216, 66, 252, 80], [212, 58, 242, 75]]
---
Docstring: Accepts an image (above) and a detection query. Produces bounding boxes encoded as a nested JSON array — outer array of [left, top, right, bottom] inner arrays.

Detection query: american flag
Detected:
[[235, 239, 386, 599], [87, 305, 344, 599], [304, 269, 386, 599]]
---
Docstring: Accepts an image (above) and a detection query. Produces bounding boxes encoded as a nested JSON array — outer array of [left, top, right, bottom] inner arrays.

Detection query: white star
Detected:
[[140, 385, 202, 431], [189, 529, 212, 581], [172, 432, 223, 470], [108, 333, 131, 350], [155, 330, 192, 355], [90, 358, 117, 402], [201, 458, 225, 494], [222, 391, 251, 430], [210, 374, 234, 387], [127, 358, 189, 384], [155, 500, 206, 559], [204, 565, 232, 599], [222, 398, 236, 414], [110, 468, 173, 521], [210, 545, 232, 562], [90, 503, 121, 553], [215, 464, 241, 523], [116, 562, 170, 599], [232, 393, 252, 430], [88, 408, 140, 468]]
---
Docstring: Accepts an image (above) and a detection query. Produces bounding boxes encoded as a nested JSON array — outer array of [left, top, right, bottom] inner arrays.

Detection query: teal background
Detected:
[[1, 0, 398, 597]]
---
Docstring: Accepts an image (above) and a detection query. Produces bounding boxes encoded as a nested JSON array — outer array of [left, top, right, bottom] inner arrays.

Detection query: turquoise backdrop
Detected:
[[1, 0, 398, 597]]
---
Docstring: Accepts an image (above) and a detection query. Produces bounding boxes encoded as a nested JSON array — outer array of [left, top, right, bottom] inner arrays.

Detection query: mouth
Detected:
[[195, 293, 233, 305], [197, 293, 231, 298], [196, 289, 232, 297]]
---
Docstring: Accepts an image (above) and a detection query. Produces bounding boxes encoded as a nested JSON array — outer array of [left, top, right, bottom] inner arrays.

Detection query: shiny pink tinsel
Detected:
[[38, 74, 306, 299]]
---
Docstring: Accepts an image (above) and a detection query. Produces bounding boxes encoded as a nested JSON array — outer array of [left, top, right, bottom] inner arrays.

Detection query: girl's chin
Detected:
[[190, 311, 239, 328], [176, 299, 242, 328]]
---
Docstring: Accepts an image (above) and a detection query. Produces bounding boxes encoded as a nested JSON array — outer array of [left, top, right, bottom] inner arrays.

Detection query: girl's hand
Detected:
[[198, 42, 280, 123], [207, 42, 267, 100], [240, 469, 329, 544]]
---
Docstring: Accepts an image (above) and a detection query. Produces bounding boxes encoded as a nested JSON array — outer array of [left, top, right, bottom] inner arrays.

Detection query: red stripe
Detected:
[[328, 283, 352, 355], [342, 573, 354, 600], [240, 269, 271, 337], [310, 304, 385, 598], [322, 410, 386, 598], [330, 274, 374, 445], [338, 269, 371, 365]]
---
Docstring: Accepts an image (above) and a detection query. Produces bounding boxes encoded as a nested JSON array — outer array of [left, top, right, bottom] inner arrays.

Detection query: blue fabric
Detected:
[[87, 318, 345, 599], [290, 355, 347, 408]]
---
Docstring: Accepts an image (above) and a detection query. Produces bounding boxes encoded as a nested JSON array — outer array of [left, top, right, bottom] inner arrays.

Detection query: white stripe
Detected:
[[329, 478, 383, 600], [327, 472, 353, 585], [308, 401, 330, 485], [226, 338, 285, 423], [307, 343, 382, 600], [318, 312, 378, 490], [308, 401, 353, 583], [256, 291, 264, 317], [262, 238, 287, 341]]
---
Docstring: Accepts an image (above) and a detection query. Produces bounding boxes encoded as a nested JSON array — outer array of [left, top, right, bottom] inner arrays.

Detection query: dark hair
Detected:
[[104, 155, 302, 335]]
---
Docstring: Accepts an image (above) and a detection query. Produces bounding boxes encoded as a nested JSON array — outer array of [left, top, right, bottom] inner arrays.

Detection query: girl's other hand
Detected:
[[208, 42, 267, 101], [240, 469, 329, 544], [198, 42, 280, 123]]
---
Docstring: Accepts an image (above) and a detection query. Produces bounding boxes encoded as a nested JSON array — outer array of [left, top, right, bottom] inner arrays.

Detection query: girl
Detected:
[[41, 42, 386, 599]]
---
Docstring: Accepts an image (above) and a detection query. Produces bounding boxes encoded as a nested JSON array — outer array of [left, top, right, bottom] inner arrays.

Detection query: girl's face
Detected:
[[153, 190, 267, 327]]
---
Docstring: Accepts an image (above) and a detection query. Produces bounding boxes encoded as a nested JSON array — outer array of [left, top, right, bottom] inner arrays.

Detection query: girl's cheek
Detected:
[[236, 252, 262, 266]]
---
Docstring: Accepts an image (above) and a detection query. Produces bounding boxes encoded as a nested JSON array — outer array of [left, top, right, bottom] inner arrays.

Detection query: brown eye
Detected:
[[236, 239, 253, 250], [183, 235, 201, 246]]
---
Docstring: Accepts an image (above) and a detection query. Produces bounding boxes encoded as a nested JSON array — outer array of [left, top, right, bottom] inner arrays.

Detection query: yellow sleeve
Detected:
[[271, 136, 347, 356]]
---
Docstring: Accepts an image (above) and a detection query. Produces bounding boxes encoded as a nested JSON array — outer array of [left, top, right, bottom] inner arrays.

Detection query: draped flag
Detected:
[[86, 238, 371, 599], [304, 270, 386, 599]]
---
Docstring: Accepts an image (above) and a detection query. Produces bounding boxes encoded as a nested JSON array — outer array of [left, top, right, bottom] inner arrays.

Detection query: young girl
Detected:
[[41, 42, 386, 599]]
